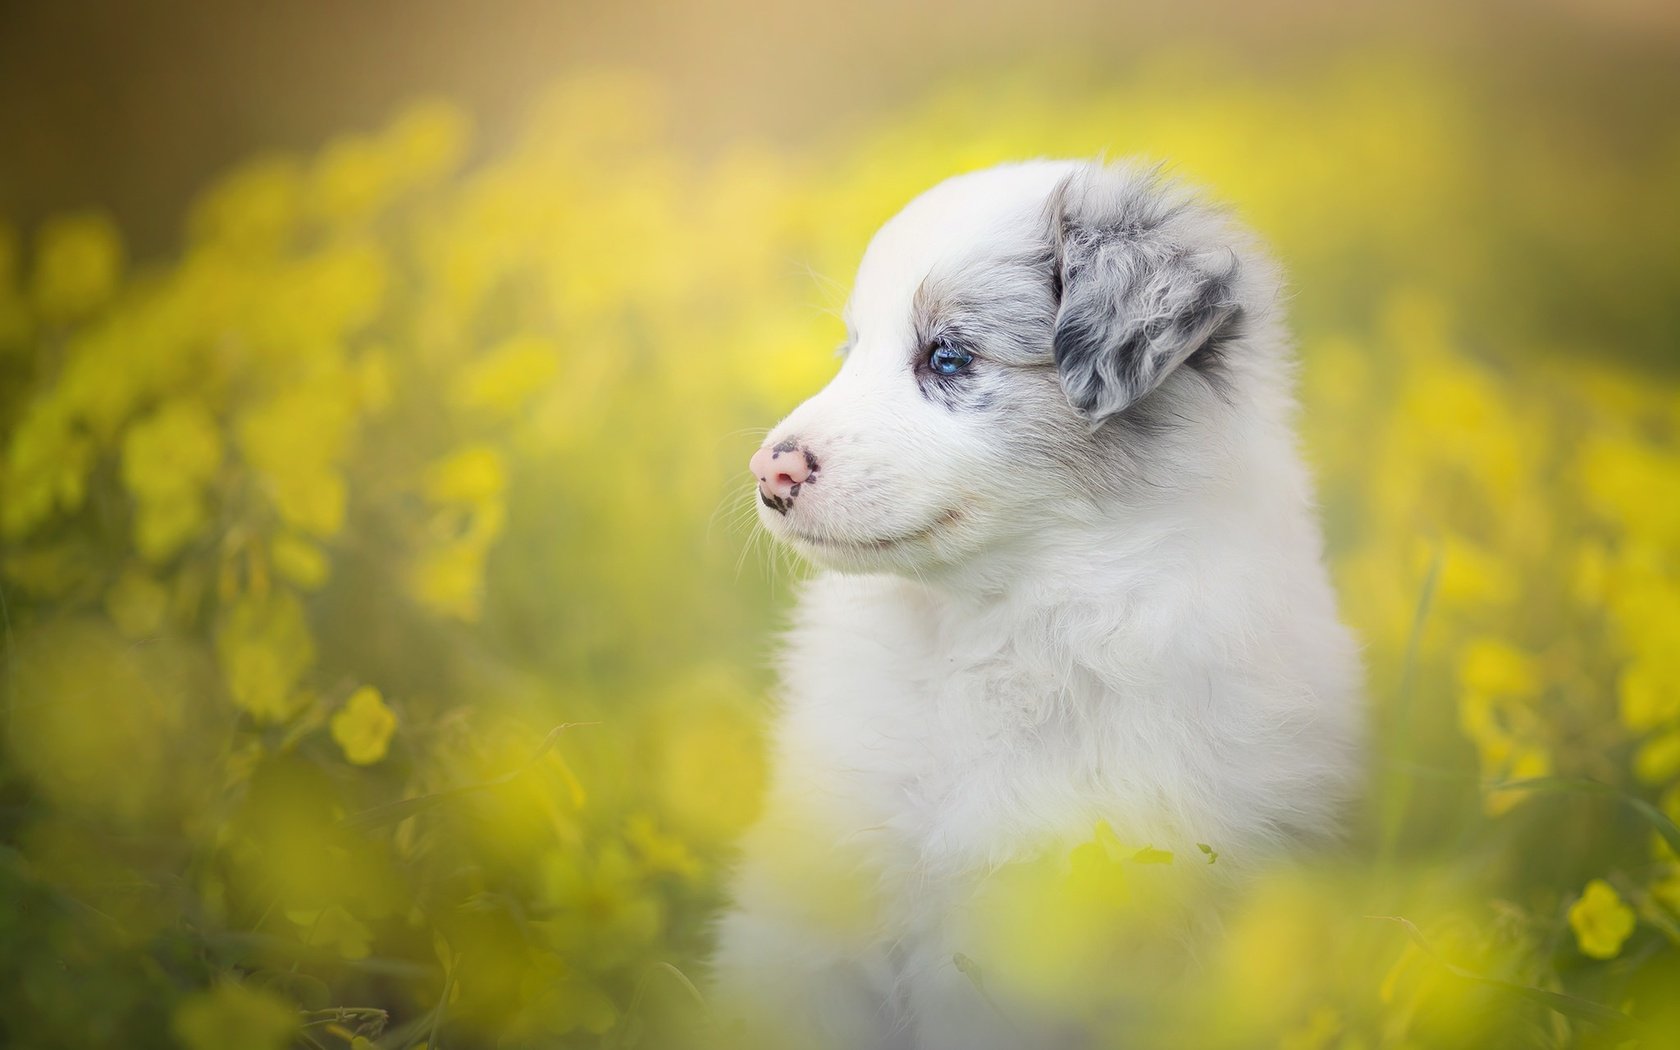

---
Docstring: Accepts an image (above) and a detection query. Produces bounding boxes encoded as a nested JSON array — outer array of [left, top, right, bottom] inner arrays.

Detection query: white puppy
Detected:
[[713, 159, 1362, 1049]]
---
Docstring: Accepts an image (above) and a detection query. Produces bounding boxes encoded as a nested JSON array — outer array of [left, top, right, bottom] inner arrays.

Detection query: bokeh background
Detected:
[[2, 1, 1679, 1047]]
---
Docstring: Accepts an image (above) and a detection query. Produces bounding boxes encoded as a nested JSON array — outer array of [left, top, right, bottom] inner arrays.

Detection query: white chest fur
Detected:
[[712, 553, 1357, 1048]]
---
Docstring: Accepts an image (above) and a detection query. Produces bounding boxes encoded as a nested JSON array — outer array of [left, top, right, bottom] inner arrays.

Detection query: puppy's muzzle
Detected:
[[749, 439, 818, 515]]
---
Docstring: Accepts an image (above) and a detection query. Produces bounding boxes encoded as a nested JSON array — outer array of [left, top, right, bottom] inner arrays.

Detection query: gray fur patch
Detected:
[[908, 249, 1058, 412], [1047, 165, 1244, 424]]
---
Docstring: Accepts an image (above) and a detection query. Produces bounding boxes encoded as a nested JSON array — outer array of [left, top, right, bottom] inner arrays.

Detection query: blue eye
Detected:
[[927, 343, 974, 376]]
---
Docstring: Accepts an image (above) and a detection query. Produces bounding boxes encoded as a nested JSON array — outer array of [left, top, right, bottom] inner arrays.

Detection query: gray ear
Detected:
[[1049, 166, 1243, 423]]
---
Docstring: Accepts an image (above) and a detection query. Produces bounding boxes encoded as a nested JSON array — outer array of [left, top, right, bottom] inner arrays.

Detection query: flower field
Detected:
[[1, 55, 1678, 1048]]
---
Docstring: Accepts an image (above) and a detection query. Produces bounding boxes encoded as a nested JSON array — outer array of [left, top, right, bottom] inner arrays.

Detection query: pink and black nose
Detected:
[[749, 440, 818, 515]]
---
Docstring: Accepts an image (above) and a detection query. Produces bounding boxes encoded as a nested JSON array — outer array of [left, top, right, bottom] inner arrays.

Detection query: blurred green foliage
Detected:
[[1, 51, 1679, 1049]]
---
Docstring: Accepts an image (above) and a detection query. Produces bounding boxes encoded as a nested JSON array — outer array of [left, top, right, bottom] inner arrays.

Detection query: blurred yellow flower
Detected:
[[120, 400, 222, 494], [30, 211, 123, 320], [454, 334, 559, 414], [270, 532, 331, 590], [171, 983, 298, 1050], [1577, 434, 1680, 547], [1457, 637, 1541, 697], [238, 384, 355, 537], [1608, 570, 1680, 666], [1431, 534, 1519, 610], [624, 812, 702, 880], [508, 965, 619, 1039], [310, 134, 395, 224], [423, 444, 506, 505], [409, 538, 491, 622], [1568, 879, 1636, 959], [1635, 731, 1680, 786], [331, 686, 397, 765], [0, 400, 92, 538], [189, 155, 304, 254], [216, 590, 316, 722], [287, 905, 375, 959], [1620, 659, 1680, 733], [274, 470, 349, 538], [120, 397, 223, 561], [537, 845, 663, 967]]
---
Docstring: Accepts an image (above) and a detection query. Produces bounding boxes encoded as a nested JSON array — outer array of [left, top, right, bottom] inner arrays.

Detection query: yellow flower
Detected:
[[189, 155, 304, 254], [1619, 659, 1680, 733], [120, 399, 223, 501], [134, 496, 212, 565], [216, 591, 316, 722], [1431, 534, 1519, 611], [1456, 637, 1541, 698], [1576, 433, 1680, 547], [623, 813, 702, 880], [537, 845, 664, 967], [331, 686, 397, 765], [1634, 731, 1680, 786], [408, 539, 490, 622], [171, 983, 298, 1050], [270, 532, 331, 590], [422, 444, 506, 505], [287, 905, 374, 959], [1607, 572, 1680, 667], [120, 398, 224, 561], [453, 334, 558, 414], [272, 469, 349, 538], [237, 384, 355, 537], [310, 134, 396, 224], [31, 211, 124, 319], [296, 238, 389, 334], [1, 399, 93, 538], [1568, 879, 1635, 959]]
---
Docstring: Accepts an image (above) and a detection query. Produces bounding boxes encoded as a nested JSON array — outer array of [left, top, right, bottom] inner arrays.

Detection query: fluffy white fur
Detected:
[[713, 159, 1362, 1049]]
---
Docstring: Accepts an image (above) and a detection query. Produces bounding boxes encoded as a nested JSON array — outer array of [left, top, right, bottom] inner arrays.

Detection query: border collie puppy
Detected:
[[713, 159, 1362, 1049]]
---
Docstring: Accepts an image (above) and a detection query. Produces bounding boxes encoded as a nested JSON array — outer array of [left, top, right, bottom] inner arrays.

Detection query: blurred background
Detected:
[[1, 1, 1678, 1047]]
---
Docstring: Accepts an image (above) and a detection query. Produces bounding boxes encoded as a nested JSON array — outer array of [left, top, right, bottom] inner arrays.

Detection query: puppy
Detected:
[[712, 159, 1362, 1049]]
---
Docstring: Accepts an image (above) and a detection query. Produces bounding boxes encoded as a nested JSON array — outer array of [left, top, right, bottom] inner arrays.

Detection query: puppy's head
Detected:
[[749, 159, 1275, 575]]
